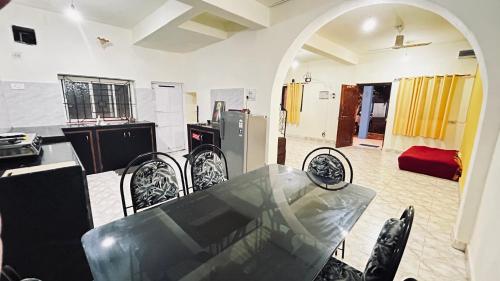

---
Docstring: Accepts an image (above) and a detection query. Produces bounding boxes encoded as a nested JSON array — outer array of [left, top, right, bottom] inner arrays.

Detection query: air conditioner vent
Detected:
[[458, 49, 475, 59]]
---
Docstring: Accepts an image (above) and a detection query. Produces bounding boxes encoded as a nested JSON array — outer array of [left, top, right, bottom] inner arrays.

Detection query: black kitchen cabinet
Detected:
[[129, 127, 154, 160], [97, 128, 131, 171], [0, 142, 93, 281], [64, 131, 96, 174], [62, 122, 156, 173]]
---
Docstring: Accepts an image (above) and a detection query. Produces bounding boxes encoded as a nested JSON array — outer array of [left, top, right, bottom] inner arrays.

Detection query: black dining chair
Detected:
[[302, 147, 353, 185], [184, 144, 229, 194], [314, 206, 416, 281], [302, 146, 353, 258], [120, 152, 186, 217]]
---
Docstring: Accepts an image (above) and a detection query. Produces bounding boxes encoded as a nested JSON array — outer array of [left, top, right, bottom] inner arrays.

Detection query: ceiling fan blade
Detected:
[[401, 42, 432, 48]]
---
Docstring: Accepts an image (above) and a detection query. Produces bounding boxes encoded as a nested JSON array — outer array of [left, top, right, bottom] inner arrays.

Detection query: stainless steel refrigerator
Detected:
[[220, 111, 267, 178]]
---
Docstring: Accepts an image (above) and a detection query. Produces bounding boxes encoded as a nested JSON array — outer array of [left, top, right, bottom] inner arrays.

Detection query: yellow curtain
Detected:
[[285, 82, 303, 125], [393, 75, 465, 139], [459, 67, 483, 192]]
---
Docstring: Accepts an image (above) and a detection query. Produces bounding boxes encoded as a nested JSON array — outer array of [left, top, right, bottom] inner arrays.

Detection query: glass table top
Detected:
[[82, 164, 376, 281]]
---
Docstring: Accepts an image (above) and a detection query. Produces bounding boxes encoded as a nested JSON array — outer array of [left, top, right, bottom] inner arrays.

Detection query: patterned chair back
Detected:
[[302, 147, 353, 188], [363, 206, 415, 281], [120, 152, 186, 216], [184, 144, 229, 193]]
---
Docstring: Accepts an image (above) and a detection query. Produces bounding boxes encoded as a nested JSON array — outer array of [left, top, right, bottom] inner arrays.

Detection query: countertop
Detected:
[[0, 142, 82, 174], [187, 122, 220, 130], [9, 121, 155, 143], [9, 125, 67, 143]]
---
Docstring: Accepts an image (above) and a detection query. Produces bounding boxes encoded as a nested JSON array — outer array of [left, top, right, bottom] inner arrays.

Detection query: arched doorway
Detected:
[[267, 0, 491, 257]]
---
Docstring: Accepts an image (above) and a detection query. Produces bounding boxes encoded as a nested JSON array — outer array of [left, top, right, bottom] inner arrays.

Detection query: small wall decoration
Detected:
[[97, 36, 112, 49], [319, 90, 329, 100]]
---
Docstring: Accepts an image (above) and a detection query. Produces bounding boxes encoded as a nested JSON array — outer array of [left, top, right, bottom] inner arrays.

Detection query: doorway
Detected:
[[353, 83, 391, 149], [336, 83, 391, 149], [152, 82, 185, 152]]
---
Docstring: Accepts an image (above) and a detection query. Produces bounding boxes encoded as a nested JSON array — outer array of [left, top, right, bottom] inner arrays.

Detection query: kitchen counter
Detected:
[[9, 125, 67, 144], [9, 121, 155, 144], [62, 120, 155, 130], [0, 142, 82, 175], [0, 142, 93, 281]]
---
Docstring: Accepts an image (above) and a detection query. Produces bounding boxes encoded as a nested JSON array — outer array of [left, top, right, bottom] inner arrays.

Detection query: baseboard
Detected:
[[382, 147, 404, 153], [466, 247, 475, 281], [285, 134, 336, 144]]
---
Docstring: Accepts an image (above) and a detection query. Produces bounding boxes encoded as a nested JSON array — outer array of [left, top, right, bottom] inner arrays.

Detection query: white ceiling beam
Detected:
[[179, 0, 270, 29], [132, 0, 194, 43], [303, 34, 359, 65], [178, 20, 229, 40]]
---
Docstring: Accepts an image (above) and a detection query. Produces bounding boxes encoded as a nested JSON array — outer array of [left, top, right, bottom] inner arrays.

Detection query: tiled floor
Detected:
[[352, 136, 383, 148], [86, 137, 467, 281]]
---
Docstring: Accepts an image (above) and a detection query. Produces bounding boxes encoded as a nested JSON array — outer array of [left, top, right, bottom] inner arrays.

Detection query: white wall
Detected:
[[467, 132, 500, 281], [285, 60, 355, 140], [183, 30, 270, 122], [285, 40, 477, 150], [0, 4, 185, 127]]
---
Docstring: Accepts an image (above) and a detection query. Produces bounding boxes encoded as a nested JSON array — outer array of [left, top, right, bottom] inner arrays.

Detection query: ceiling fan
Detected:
[[390, 23, 432, 49], [369, 21, 432, 52]]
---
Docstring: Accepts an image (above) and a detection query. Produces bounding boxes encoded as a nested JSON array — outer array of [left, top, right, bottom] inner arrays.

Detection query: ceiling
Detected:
[[13, 0, 272, 52], [317, 4, 468, 54], [14, 0, 167, 28], [191, 12, 247, 33], [294, 49, 325, 63], [255, 0, 290, 7]]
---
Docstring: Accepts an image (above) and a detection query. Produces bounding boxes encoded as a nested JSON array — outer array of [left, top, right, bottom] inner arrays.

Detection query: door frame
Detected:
[[151, 81, 186, 152], [336, 84, 360, 148], [357, 82, 392, 148]]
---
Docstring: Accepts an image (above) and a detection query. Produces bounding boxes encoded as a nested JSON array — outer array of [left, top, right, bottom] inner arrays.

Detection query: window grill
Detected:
[[60, 75, 136, 122]]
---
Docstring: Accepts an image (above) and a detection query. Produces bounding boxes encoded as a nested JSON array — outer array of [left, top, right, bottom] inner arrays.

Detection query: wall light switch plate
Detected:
[[10, 83, 25, 90], [247, 89, 257, 101]]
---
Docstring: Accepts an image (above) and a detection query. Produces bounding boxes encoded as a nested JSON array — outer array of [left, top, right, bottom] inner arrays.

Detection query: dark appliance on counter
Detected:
[[0, 133, 42, 159], [187, 123, 221, 153]]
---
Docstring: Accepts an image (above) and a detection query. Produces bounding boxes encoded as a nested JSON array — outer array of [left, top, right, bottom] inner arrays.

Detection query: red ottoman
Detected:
[[398, 146, 462, 181]]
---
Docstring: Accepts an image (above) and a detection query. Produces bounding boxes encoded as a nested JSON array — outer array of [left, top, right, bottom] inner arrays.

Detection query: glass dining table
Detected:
[[81, 164, 376, 281]]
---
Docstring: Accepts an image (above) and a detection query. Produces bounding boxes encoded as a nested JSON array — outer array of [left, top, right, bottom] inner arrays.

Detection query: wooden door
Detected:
[[336, 85, 360, 148]]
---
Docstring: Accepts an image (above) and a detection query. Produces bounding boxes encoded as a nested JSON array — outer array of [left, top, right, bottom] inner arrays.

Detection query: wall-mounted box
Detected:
[[319, 90, 329, 99]]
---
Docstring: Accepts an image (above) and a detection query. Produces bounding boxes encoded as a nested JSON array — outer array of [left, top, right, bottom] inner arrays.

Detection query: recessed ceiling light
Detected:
[[362, 17, 377, 32], [65, 3, 82, 22], [292, 60, 300, 69]]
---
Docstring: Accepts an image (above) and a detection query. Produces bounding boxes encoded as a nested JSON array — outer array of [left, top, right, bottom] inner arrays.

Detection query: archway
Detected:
[[267, 0, 491, 250]]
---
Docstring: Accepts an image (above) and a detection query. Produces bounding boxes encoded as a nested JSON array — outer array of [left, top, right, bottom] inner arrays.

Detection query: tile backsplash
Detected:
[[0, 84, 11, 132], [1, 81, 67, 127]]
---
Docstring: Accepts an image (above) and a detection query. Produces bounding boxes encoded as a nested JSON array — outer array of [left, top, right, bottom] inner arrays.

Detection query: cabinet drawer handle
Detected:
[[128, 131, 131, 137], [85, 135, 89, 141], [123, 132, 126, 138]]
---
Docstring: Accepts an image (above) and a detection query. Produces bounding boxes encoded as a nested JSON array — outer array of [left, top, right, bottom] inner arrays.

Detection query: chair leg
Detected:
[[341, 240, 345, 259]]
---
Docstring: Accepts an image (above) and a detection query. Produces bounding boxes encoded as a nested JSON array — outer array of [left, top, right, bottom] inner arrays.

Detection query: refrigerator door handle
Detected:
[[220, 119, 225, 140]]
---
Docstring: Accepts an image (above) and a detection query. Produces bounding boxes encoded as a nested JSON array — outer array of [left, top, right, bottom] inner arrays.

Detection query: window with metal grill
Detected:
[[60, 75, 136, 122]]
